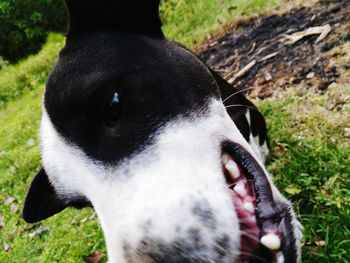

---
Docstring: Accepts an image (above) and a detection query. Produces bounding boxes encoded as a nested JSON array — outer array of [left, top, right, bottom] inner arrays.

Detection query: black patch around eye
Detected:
[[104, 92, 121, 126]]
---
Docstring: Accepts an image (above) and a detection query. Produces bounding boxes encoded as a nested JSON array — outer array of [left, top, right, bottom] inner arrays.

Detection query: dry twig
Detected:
[[228, 60, 256, 84], [282, 24, 332, 45]]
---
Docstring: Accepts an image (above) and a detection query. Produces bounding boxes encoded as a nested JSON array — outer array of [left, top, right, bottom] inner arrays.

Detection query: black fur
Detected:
[[64, 0, 162, 37], [23, 168, 91, 223], [45, 34, 220, 163]]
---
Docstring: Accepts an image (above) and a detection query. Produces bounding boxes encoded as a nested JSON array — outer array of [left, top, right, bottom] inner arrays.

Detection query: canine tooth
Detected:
[[222, 153, 230, 165], [276, 252, 285, 263], [233, 182, 247, 197], [225, 160, 240, 179], [260, 233, 281, 250], [243, 202, 255, 213]]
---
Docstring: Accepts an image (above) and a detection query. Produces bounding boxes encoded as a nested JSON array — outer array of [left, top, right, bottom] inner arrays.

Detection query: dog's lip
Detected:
[[221, 141, 298, 263]]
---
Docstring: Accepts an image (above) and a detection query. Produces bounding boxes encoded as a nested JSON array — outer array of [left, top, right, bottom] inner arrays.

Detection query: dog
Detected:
[[22, 0, 302, 262]]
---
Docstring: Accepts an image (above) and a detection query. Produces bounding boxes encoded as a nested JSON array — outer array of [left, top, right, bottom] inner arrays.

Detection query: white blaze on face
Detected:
[[39, 99, 297, 262]]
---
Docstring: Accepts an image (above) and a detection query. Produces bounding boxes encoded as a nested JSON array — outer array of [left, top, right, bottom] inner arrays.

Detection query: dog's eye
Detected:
[[104, 92, 121, 126]]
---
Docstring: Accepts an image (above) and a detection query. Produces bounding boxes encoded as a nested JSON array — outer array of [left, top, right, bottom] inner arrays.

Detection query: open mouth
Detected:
[[221, 142, 297, 263]]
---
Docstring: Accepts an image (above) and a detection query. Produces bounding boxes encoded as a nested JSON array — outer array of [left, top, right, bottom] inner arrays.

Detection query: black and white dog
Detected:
[[23, 0, 301, 262]]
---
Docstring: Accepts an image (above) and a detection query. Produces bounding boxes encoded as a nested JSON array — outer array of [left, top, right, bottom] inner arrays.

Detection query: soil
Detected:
[[197, 0, 350, 99]]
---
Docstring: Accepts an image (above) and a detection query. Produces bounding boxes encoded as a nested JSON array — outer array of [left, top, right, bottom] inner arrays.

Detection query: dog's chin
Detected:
[[221, 142, 298, 263]]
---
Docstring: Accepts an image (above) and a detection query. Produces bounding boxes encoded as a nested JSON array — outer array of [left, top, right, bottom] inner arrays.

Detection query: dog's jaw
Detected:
[[40, 99, 301, 262]]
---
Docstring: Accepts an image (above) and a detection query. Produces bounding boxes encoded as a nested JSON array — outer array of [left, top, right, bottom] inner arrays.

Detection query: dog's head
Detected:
[[23, 0, 301, 262]]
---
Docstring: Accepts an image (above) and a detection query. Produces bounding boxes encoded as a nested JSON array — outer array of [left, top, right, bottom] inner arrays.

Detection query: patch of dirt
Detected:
[[198, 0, 350, 99]]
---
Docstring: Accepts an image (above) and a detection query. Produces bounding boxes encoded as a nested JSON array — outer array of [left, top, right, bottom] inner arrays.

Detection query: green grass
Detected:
[[160, 0, 279, 48], [0, 33, 108, 262], [0, 34, 65, 109], [1, 0, 349, 262], [257, 87, 350, 262]]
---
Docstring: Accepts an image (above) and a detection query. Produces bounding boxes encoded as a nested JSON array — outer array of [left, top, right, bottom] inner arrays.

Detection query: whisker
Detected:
[[230, 109, 250, 121], [205, 240, 229, 256], [240, 231, 260, 243], [239, 252, 268, 262], [225, 104, 257, 113], [211, 241, 229, 255], [223, 87, 255, 103], [225, 104, 250, 109]]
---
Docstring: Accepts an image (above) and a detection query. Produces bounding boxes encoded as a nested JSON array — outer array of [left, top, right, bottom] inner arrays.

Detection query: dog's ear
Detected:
[[210, 69, 268, 146], [64, 0, 163, 37], [23, 168, 92, 223], [23, 168, 67, 223]]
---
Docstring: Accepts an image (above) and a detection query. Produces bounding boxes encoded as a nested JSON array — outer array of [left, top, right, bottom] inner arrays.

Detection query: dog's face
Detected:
[[23, 1, 301, 262]]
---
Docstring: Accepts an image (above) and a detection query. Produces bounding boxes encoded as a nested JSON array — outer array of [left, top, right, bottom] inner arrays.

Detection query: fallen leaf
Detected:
[[285, 185, 302, 195], [4, 243, 11, 252], [10, 204, 18, 213], [29, 226, 50, 240], [83, 252, 103, 263], [344, 128, 350, 138], [0, 214, 4, 229], [4, 197, 15, 205], [264, 72, 272, 82], [306, 72, 315, 79], [315, 240, 326, 246]]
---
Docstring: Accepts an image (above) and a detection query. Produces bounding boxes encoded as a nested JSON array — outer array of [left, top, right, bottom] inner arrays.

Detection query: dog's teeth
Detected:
[[243, 202, 255, 213], [260, 233, 281, 250], [222, 153, 230, 165], [233, 182, 247, 197], [225, 160, 240, 179], [276, 252, 285, 263]]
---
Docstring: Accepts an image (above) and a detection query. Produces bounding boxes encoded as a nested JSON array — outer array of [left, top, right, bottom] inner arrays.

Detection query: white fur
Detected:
[[40, 99, 301, 262]]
